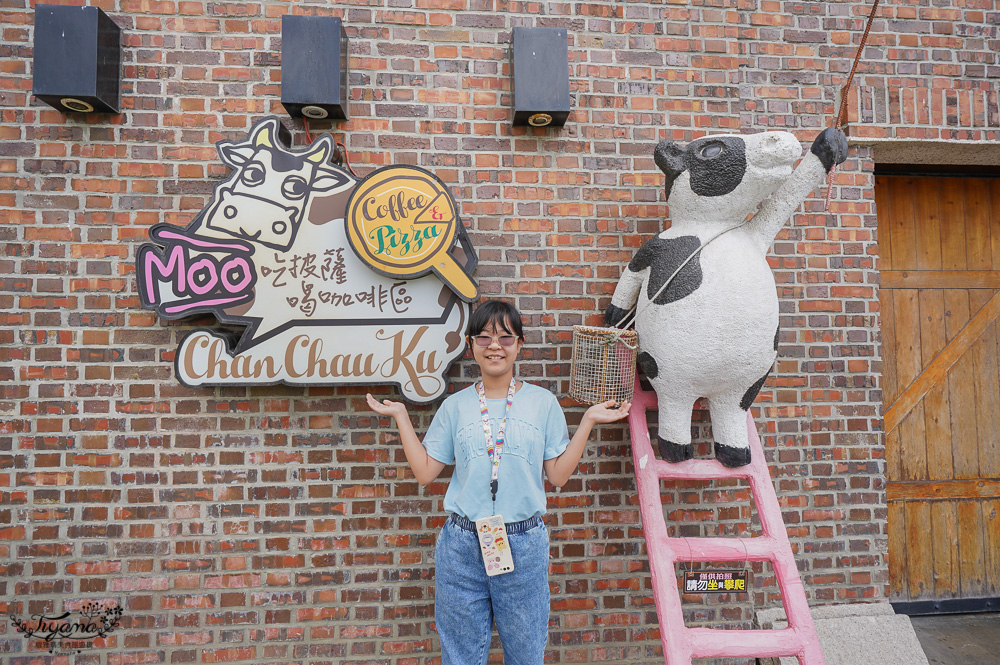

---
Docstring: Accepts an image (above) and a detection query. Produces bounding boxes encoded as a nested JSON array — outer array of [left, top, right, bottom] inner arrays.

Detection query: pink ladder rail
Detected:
[[628, 379, 825, 664]]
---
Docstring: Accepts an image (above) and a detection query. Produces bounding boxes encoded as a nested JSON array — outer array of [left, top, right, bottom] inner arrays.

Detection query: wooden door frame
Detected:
[[877, 168, 1000, 615]]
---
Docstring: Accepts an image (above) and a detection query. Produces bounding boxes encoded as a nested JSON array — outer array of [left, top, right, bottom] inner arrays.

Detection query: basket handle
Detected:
[[601, 333, 637, 350]]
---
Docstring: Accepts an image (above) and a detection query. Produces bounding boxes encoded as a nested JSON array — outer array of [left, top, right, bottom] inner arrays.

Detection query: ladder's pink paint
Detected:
[[628, 379, 826, 664]]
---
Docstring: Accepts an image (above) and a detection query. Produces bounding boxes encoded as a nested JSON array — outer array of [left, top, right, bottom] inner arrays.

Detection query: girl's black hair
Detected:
[[465, 299, 524, 340]]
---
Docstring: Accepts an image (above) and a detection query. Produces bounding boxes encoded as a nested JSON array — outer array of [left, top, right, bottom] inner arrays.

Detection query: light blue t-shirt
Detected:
[[422, 381, 571, 522]]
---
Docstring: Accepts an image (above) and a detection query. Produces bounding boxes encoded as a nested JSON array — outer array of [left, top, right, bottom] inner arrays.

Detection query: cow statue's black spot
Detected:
[[655, 136, 748, 200], [739, 369, 771, 411], [686, 136, 747, 197], [628, 235, 703, 305], [637, 351, 659, 379]]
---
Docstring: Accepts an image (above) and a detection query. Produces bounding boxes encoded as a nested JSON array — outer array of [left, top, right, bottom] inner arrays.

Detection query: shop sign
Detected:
[[137, 117, 478, 402]]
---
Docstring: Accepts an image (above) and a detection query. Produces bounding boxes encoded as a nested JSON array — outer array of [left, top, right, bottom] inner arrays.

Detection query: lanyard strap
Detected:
[[476, 377, 516, 503]]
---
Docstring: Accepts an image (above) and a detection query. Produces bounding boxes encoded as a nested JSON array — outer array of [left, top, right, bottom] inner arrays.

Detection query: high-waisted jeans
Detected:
[[434, 514, 550, 665]]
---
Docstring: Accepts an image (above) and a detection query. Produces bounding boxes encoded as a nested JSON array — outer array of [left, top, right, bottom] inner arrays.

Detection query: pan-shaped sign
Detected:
[[345, 165, 479, 302]]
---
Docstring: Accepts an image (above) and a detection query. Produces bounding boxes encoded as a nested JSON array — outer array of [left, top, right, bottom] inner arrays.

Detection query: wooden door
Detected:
[[879, 174, 1000, 602]]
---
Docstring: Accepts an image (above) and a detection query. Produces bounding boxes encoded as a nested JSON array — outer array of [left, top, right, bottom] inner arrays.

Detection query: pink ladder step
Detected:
[[627, 379, 825, 665]]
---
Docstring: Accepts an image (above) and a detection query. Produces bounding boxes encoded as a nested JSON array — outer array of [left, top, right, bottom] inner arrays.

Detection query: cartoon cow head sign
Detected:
[[205, 122, 345, 251], [137, 117, 479, 402]]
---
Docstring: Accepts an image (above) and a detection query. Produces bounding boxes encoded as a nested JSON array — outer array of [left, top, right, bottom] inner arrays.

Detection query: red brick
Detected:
[[2, 0, 986, 660]]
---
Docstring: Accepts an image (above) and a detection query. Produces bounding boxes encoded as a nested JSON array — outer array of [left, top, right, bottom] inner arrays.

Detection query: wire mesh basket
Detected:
[[569, 325, 638, 405]]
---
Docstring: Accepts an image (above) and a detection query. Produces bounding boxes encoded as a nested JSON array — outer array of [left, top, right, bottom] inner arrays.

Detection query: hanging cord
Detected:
[[825, 0, 881, 211], [336, 141, 360, 178], [303, 118, 360, 178], [605, 220, 748, 346]]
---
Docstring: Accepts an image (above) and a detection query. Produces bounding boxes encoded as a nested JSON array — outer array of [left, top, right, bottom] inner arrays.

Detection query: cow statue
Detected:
[[606, 128, 848, 467], [138, 117, 476, 402]]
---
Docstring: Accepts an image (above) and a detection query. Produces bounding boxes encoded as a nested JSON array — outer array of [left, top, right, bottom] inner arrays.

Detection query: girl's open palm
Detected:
[[586, 400, 631, 424], [366, 393, 408, 421]]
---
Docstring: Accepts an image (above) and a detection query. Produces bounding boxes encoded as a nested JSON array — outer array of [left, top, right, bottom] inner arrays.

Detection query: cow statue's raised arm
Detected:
[[606, 128, 848, 467]]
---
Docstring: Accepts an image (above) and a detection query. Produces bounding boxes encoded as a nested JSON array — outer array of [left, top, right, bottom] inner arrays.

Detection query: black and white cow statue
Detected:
[[606, 128, 848, 467]]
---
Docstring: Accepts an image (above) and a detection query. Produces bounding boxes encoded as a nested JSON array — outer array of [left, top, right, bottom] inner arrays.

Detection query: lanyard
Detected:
[[476, 377, 516, 503]]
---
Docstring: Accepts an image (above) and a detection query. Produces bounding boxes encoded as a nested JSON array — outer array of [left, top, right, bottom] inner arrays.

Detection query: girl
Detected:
[[366, 299, 630, 665]]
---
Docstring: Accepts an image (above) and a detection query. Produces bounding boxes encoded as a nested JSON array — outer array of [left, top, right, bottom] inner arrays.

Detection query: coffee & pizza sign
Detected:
[[137, 116, 478, 402]]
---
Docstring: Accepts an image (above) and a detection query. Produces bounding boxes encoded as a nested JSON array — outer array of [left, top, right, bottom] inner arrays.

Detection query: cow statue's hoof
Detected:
[[810, 127, 849, 172], [714, 441, 751, 468], [657, 437, 694, 463]]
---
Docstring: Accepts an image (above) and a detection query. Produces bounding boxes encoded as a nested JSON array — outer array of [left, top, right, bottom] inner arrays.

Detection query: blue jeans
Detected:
[[435, 515, 550, 665]]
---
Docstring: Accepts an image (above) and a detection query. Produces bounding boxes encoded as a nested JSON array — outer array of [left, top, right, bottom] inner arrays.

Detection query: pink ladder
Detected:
[[627, 379, 826, 664]]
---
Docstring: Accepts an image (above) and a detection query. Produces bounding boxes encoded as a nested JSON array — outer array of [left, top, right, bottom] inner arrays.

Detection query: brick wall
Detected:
[[1, 0, 996, 663]]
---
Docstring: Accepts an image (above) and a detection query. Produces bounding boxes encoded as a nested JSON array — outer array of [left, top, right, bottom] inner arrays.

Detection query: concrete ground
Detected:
[[756, 603, 929, 665], [908, 612, 1000, 665]]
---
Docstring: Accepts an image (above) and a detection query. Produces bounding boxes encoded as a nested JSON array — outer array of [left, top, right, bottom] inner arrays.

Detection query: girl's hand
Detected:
[[366, 393, 408, 421], [585, 399, 631, 424]]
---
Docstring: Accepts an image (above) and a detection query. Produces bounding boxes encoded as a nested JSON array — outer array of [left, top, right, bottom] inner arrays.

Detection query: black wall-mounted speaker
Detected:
[[512, 27, 570, 128], [281, 15, 350, 121], [32, 4, 121, 114]]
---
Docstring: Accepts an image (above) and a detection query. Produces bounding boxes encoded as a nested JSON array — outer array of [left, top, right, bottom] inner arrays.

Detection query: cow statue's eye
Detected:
[[700, 143, 723, 158], [282, 175, 308, 200], [241, 163, 266, 186]]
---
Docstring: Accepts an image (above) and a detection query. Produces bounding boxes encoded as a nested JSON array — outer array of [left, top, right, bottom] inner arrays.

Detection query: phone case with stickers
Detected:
[[475, 515, 515, 576]]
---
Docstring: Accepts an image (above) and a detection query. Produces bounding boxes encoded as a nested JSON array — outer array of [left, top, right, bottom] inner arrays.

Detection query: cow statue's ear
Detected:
[[653, 139, 687, 202], [653, 140, 686, 178], [218, 142, 255, 167]]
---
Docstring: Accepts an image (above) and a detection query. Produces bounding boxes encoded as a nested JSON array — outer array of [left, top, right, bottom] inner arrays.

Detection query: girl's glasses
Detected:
[[471, 334, 518, 347]]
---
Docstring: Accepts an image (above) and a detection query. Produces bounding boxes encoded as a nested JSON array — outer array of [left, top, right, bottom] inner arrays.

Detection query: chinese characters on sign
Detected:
[[682, 570, 749, 594]]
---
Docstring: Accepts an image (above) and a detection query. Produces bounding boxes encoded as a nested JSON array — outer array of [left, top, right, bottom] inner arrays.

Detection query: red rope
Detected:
[[336, 141, 359, 178], [303, 119, 360, 178], [825, 0, 880, 211]]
